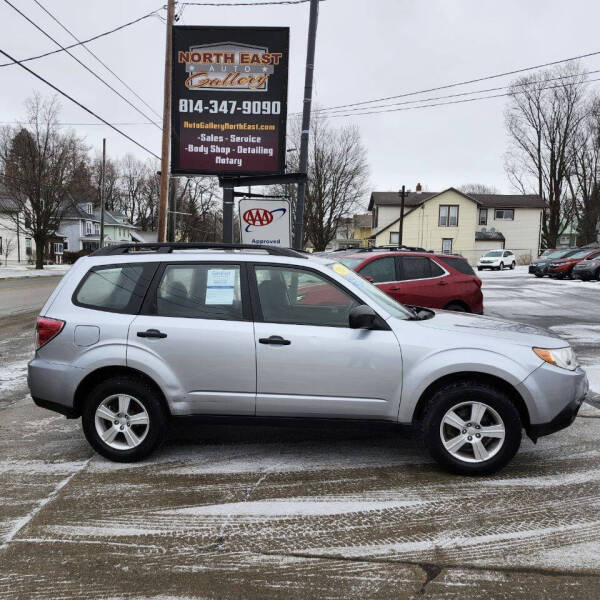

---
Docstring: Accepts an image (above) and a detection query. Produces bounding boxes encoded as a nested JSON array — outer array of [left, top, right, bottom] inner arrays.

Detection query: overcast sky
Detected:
[[1, 0, 599, 208]]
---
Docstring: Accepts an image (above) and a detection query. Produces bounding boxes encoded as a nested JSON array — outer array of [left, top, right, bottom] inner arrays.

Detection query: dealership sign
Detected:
[[171, 26, 289, 176], [239, 199, 291, 247]]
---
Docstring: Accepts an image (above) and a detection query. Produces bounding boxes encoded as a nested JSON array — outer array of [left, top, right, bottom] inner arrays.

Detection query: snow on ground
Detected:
[[0, 264, 70, 279]]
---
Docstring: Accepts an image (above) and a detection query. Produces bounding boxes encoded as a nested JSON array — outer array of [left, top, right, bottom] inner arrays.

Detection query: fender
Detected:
[[397, 347, 540, 423]]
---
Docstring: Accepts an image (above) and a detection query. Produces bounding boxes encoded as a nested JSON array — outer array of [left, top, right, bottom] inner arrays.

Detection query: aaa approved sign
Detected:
[[239, 199, 291, 247], [171, 26, 289, 176]]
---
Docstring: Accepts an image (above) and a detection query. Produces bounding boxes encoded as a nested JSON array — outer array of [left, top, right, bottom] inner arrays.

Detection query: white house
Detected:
[[0, 187, 35, 265]]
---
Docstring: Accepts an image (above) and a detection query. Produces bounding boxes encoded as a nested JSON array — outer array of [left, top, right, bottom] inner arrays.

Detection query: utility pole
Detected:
[[398, 185, 406, 247], [222, 183, 234, 243], [157, 0, 175, 243], [100, 138, 106, 248], [293, 0, 320, 250]]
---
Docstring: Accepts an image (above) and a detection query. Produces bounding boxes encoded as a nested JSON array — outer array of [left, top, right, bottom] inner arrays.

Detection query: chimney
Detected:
[[416, 183, 422, 194]]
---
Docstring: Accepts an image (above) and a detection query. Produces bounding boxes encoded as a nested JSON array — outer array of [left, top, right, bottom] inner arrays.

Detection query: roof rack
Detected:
[[357, 245, 433, 253], [90, 242, 308, 259]]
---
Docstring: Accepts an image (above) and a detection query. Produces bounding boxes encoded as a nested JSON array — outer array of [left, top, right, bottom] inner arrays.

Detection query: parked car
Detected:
[[28, 242, 588, 475], [547, 248, 600, 279], [529, 248, 582, 278], [333, 249, 483, 313], [572, 253, 600, 281], [477, 250, 516, 271]]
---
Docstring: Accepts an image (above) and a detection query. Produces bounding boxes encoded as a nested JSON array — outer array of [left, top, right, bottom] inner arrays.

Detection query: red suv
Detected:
[[334, 250, 483, 313]]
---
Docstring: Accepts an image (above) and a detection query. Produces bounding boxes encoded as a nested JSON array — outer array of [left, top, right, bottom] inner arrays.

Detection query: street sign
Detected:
[[239, 198, 291, 247], [171, 26, 289, 177]]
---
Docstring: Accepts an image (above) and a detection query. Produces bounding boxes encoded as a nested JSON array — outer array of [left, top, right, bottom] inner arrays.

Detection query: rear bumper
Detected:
[[28, 358, 82, 417]]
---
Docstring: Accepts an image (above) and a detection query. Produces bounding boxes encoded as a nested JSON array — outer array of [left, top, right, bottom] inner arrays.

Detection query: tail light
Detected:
[[472, 277, 482, 288], [36, 317, 65, 349]]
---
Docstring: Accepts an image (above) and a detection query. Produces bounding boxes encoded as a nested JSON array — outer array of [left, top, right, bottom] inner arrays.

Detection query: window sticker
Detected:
[[206, 269, 236, 305], [332, 263, 349, 276]]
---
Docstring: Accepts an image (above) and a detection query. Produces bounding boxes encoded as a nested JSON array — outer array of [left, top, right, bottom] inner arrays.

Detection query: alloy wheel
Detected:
[[439, 401, 505, 463], [94, 394, 150, 450]]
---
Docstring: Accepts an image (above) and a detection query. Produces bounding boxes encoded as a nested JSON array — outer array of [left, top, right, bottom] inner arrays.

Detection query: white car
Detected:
[[477, 250, 516, 271]]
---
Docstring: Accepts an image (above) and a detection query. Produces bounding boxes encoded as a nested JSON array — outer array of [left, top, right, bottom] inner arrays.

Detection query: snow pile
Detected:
[[0, 264, 70, 279]]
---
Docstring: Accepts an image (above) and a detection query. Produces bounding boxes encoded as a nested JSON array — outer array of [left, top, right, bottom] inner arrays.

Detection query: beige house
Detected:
[[368, 187, 544, 264]]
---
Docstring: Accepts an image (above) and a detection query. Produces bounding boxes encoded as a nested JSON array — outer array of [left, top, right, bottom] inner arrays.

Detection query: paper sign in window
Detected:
[[206, 269, 236, 305]]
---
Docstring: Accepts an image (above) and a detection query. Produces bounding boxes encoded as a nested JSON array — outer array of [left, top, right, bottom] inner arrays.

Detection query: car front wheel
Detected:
[[421, 380, 522, 475], [498, 262, 504, 270], [82, 376, 167, 462], [510, 261, 516, 269]]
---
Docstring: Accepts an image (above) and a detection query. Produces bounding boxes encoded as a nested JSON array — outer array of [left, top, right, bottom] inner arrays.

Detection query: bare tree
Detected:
[[0, 95, 88, 268], [176, 177, 221, 242], [2, 237, 14, 265], [283, 116, 369, 250], [504, 64, 588, 248], [458, 183, 500, 195], [568, 95, 600, 245]]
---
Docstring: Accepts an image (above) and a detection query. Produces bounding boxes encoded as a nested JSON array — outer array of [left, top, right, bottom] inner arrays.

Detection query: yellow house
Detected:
[[368, 187, 544, 264], [352, 214, 372, 248]]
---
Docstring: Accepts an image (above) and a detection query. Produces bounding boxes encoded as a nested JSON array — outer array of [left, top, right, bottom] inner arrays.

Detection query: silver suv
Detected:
[[28, 243, 588, 475]]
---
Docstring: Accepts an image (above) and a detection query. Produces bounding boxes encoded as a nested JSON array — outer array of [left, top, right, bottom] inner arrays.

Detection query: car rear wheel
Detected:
[[421, 380, 522, 475], [82, 376, 167, 462], [510, 261, 516, 269], [445, 302, 468, 312]]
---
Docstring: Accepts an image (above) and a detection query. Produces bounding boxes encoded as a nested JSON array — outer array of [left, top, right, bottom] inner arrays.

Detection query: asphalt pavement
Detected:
[[1, 271, 600, 599]]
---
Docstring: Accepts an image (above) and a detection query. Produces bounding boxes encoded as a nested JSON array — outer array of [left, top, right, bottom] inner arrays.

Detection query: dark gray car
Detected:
[[529, 248, 581, 277]]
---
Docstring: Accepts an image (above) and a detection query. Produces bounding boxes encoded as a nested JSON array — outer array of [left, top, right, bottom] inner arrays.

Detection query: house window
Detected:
[[389, 232, 399, 245], [63, 239, 69, 251], [442, 238, 453, 254], [495, 208, 514, 220], [53, 242, 63, 254], [25, 238, 32, 256], [86, 221, 92, 235], [94, 223, 100, 235], [439, 205, 459, 227], [86, 203, 93, 215], [479, 208, 488, 225]]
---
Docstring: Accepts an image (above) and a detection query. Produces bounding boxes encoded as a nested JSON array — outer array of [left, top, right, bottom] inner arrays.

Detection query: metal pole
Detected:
[[293, 0, 320, 250], [170, 182, 177, 242], [398, 185, 406, 247], [157, 0, 175, 243], [222, 182, 234, 243], [100, 138, 106, 248]]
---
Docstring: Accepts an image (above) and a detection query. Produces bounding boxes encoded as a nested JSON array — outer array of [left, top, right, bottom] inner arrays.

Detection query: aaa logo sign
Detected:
[[242, 207, 286, 232]]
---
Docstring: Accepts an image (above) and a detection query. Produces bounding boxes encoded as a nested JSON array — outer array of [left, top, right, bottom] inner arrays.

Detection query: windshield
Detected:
[[544, 250, 569, 259], [484, 251, 503, 257], [326, 262, 414, 320], [569, 250, 593, 259], [337, 257, 365, 269]]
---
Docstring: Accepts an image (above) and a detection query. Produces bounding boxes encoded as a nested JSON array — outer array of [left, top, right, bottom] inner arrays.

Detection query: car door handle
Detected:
[[137, 329, 167, 339], [438, 280, 449, 286], [259, 335, 291, 345]]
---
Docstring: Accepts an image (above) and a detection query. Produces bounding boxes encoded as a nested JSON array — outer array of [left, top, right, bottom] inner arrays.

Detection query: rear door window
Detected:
[[154, 264, 244, 321], [358, 257, 396, 282], [398, 256, 435, 280], [74, 263, 156, 313]]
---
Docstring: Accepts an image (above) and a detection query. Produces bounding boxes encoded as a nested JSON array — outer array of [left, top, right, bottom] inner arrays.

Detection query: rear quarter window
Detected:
[[439, 256, 475, 276], [73, 263, 156, 313]]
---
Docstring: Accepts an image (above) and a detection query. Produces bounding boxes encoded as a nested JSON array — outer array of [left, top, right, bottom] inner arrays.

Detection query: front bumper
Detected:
[[572, 267, 595, 278], [529, 264, 546, 275], [527, 396, 584, 441], [518, 365, 589, 440]]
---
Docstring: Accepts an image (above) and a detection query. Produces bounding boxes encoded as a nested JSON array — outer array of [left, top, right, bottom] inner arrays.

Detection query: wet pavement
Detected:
[[1, 271, 600, 598]]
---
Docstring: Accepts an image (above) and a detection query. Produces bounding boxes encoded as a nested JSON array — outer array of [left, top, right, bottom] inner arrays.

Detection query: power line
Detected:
[[0, 7, 163, 68], [321, 68, 600, 116], [326, 76, 600, 119], [290, 49, 600, 116], [0, 47, 160, 159], [181, 0, 320, 5], [1, 0, 162, 130], [0, 121, 155, 126], [31, 0, 162, 120]]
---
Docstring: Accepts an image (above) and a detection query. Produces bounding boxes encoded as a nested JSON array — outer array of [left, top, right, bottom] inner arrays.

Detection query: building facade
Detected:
[[369, 187, 544, 264]]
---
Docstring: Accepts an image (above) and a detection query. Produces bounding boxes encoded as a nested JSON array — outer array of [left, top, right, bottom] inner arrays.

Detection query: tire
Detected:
[[596, 268, 600, 281], [499, 262, 504, 270], [510, 261, 516, 270], [477, 267, 483, 271], [445, 302, 468, 313], [534, 273, 543, 278], [82, 376, 168, 462], [420, 380, 522, 475]]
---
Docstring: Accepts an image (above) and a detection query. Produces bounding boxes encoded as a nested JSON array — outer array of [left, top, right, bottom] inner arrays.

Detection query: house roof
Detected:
[[475, 230, 506, 241], [93, 209, 137, 228], [60, 197, 99, 222], [0, 185, 19, 212], [353, 213, 372, 228], [368, 187, 544, 211]]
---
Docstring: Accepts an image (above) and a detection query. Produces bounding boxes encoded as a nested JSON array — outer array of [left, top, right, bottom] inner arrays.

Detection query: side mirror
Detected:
[[362, 275, 374, 282], [349, 304, 377, 329]]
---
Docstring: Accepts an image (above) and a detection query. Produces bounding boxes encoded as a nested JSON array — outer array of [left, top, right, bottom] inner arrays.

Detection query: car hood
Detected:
[[550, 258, 578, 265], [415, 310, 567, 348]]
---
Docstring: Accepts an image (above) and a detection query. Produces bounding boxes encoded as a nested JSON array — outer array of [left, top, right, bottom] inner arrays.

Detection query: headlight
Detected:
[[533, 346, 578, 371]]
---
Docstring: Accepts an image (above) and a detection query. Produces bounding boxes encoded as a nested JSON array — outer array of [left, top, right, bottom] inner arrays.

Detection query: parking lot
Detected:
[[1, 269, 600, 599]]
